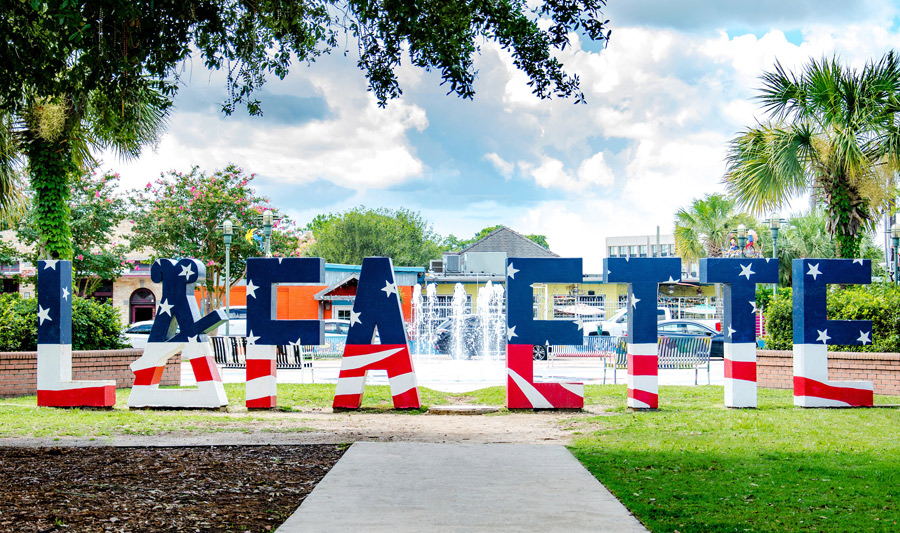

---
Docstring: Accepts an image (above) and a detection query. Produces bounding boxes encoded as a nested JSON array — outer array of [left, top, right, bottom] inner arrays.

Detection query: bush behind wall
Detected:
[[764, 284, 900, 352], [0, 293, 127, 351]]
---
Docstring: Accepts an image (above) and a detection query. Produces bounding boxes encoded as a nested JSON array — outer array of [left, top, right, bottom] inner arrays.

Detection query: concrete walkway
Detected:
[[277, 442, 647, 532]]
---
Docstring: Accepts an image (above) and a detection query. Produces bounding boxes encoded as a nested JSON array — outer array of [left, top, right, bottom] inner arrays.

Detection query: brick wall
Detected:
[[0, 349, 181, 399], [758, 350, 900, 396]]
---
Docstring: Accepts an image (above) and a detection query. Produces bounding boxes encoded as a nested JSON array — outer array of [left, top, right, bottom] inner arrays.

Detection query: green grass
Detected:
[[570, 386, 900, 532], [0, 383, 510, 437]]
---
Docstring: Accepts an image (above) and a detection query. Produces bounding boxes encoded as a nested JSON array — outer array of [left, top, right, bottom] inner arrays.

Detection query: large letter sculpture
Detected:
[[245, 257, 324, 409], [37, 260, 116, 407], [128, 259, 228, 408], [793, 258, 873, 407], [700, 258, 778, 408], [506, 257, 584, 409], [605, 257, 681, 409], [333, 257, 421, 409]]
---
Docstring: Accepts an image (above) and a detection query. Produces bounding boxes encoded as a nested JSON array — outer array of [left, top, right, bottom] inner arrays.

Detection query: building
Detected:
[[605, 234, 702, 281]]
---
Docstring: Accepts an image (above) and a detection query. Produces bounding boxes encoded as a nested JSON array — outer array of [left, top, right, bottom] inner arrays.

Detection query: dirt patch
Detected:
[[0, 444, 345, 532]]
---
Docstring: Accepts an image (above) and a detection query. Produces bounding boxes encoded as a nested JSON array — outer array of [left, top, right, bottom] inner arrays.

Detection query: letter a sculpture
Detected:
[[333, 257, 420, 409]]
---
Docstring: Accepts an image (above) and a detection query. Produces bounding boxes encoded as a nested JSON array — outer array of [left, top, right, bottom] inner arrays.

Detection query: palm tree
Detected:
[[759, 208, 884, 285], [724, 52, 900, 258], [1, 84, 167, 259], [674, 193, 756, 263]]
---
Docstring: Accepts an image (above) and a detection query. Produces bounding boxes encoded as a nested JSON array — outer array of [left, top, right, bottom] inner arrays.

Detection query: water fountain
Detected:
[[450, 283, 468, 360]]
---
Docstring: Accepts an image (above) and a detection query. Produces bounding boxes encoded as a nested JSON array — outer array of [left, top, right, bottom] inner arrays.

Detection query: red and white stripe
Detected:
[[627, 343, 658, 409], [506, 344, 583, 409], [332, 344, 420, 409], [793, 344, 873, 407], [128, 340, 227, 408], [37, 344, 116, 407], [723, 343, 757, 408], [246, 344, 277, 409]]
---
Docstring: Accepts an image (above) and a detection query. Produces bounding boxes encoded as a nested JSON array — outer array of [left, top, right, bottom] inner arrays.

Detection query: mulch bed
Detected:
[[0, 444, 346, 532]]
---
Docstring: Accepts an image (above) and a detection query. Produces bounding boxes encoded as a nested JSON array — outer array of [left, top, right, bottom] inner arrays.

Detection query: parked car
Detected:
[[599, 307, 673, 337], [656, 319, 723, 359], [434, 315, 546, 360], [123, 320, 154, 349]]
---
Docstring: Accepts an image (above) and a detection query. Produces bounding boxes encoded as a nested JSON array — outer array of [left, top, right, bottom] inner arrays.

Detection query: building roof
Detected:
[[459, 226, 558, 258]]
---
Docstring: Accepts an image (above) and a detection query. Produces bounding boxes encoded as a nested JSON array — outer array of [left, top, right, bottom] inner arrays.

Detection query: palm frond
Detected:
[[724, 125, 813, 214]]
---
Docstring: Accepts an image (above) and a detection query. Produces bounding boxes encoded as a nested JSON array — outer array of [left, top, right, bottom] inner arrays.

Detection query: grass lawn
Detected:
[[570, 386, 900, 532], [0, 383, 508, 438]]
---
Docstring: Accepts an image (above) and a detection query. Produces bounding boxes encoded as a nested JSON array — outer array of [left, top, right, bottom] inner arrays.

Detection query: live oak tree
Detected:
[[304, 207, 443, 266], [0, 0, 612, 259]]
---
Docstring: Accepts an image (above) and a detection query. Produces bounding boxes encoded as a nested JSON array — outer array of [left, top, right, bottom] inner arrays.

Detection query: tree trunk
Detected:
[[823, 176, 867, 259], [26, 134, 75, 260]]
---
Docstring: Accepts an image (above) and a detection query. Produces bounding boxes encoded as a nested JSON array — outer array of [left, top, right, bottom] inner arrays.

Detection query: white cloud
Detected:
[[577, 152, 614, 187], [483, 152, 514, 177]]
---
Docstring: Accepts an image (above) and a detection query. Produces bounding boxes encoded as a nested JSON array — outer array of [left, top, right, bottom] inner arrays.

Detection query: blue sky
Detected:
[[106, 1, 900, 271]]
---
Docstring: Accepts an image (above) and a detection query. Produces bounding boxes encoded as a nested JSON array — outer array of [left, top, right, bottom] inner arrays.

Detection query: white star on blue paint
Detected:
[[246, 330, 260, 345], [43, 260, 58, 270], [816, 329, 831, 344], [350, 310, 362, 327], [631, 296, 640, 309], [853, 258, 864, 265], [178, 264, 194, 278], [749, 301, 758, 313], [666, 276, 679, 284], [727, 326, 736, 338], [381, 281, 399, 298], [61, 287, 69, 301], [507, 325, 518, 341], [157, 299, 173, 315], [37, 305, 52, 325], [857, 331, 871, 345], [507, 263, 519, 279], [245, 280, 258, 299], [739, 263, 755, 280], [807, 263, 822, 281]]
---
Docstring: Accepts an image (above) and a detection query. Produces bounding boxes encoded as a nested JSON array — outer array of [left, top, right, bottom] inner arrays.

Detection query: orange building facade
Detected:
[[196, 263, 422, 322]]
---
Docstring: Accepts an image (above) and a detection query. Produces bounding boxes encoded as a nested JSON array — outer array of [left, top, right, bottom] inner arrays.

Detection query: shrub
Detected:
[[763, 283, 900, 352], [0, 294, 127, 351]]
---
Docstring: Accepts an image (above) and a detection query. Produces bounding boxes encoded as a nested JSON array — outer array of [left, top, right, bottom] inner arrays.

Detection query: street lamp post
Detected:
[[223, 219, 233, 336], [892, 225, 900, 285], [737, 224, 747, 258], [263, 210, 273, 258], [768, 215, 783, 296]]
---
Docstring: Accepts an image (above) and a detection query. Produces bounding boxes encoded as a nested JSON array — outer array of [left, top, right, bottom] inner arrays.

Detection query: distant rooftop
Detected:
[[459, 225, 558, 258]]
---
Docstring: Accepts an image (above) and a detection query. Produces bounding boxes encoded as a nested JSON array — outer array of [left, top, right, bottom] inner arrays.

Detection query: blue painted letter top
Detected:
[[506, 257, 583, 346], [148, 259, 226, 342], [37, 260, 72, 345], [792, 259, 872, 346], [700, 258, 778, 344], [246, 257, 325, 346], [346, 257, 408, 345], [604, 257, 681, 344]]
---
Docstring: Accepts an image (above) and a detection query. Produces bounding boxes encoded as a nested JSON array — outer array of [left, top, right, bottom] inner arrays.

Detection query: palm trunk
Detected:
[[823, 176, 867, 259], [26, 133, 75, 260]]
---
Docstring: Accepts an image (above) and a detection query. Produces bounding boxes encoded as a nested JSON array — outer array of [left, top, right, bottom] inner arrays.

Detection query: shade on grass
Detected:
[[570, 386, 900, 532]]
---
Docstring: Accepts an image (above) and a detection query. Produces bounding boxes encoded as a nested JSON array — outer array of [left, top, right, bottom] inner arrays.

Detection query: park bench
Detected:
[[551, 335, 711, 385]]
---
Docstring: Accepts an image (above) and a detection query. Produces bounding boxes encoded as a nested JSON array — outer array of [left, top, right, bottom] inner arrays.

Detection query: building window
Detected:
[[630, 245, 639, 256], [639, 245, 647, 257], [129, 288, 156, 324], [608, 246, 617, 257]]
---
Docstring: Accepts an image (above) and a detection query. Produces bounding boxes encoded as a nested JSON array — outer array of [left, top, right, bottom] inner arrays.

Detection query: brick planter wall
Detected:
[[758, 349, 900, 396], [0, 350, 181, 399]]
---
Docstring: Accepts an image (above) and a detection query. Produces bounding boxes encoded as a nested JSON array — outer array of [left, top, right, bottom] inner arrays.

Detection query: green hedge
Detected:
[[763, 284, 900, 352], [0, 293, 127, 352]]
